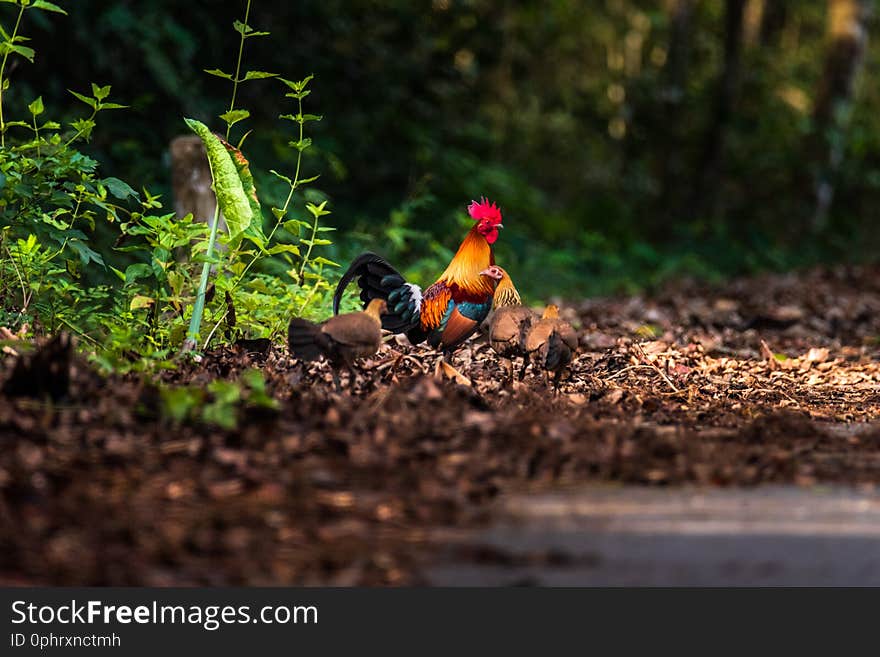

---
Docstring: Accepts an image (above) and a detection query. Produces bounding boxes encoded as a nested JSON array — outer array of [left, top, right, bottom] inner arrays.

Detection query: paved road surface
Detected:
[[428, 486, 880, 585]]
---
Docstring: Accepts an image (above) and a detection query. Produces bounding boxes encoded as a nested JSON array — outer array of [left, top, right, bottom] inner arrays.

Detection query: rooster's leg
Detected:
[[433, 355, 444, 379], [331, 369, 342, 393]]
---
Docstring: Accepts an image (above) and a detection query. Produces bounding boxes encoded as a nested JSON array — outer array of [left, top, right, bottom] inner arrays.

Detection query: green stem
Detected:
[[297, 263, 322, 314], [0, 3, 27, 149], [298, 203, 319, 280], [229, 93, 305, 291], [226, 0, 252, 141], [47, 190, 84, 261], [182, 202, 222, 353], [63, 108, 97, 147], [32, 113, 39, 157]]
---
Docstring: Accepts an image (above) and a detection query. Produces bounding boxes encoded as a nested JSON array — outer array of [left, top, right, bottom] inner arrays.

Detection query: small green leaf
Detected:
[[279, 75, 313, 92], [243, 70, 277, 81], [204, 68, 233, 80], [124, 262, 153, 285], [130, 295, 155, 310], [6, 43, 35, 62], [27, 96, 43, 116], [0, 120, 28, 131], [232, 20, 268, 37], [219, 109, 250, 126], [70, 118, 96, 140], [306, 201, 330, 217], [269, 170, 292, 184], [267, 244, 300, 256], [69, 89, 97, 109], [283, 219, 303, 235], [91, 83, 110, 101], [31, 0, 67, 14], [289, 137, 312, 152], [103, 177, 138, 200]]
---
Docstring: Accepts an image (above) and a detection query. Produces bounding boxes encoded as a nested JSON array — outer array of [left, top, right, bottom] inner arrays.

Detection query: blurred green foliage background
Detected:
[[6, 0, 879, 298]]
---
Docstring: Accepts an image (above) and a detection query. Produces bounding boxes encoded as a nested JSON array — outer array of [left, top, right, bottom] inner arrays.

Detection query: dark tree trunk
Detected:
[[665, 0, 693, 95], [759, 0, 789, 46], [809, 0, 871, 229], [691, 0, 747, 219], [656, 0, 694, 223]]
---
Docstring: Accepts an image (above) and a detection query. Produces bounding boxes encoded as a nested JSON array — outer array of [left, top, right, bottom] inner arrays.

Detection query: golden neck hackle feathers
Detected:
[[492, 272, 522, 309], [436, 226, 494, 297]]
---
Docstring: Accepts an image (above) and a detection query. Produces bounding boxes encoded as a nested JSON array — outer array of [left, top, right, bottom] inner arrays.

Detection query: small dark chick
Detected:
[[484, 265, 534, 383], [524, 304, 579, 389], [288, 298, 387, 391]]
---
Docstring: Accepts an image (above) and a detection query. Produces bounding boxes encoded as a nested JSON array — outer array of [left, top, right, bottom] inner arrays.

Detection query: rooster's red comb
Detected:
[[468, 197, 502, 225]]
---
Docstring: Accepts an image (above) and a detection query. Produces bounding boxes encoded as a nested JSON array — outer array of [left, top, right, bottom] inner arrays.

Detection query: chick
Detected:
[[524, 304, 579, 389], [483, 265, 534, 383], [288, 298, 387, 390]]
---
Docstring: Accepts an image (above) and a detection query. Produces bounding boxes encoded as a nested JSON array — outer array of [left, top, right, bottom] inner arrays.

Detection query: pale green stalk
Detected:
[[182, 202, 222, 352]]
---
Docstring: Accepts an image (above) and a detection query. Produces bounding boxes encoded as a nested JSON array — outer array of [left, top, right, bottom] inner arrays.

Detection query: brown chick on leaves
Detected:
[[288, 298, 387, 391], [524, 304, 579, 389], [484, 265, 534, 384]]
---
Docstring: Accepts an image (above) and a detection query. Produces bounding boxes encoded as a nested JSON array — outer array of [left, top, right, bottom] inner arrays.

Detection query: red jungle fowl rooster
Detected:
[[332, 198, 504, 364]]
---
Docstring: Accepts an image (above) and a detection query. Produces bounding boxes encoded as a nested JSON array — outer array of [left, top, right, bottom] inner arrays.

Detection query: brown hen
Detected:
[[288, 299, 387, 390], [524, 304, 579, 389]]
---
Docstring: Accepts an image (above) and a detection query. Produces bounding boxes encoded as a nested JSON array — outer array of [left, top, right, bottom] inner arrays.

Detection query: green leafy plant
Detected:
[[0, 0, 341, 369], [0, 1, 148, 341], [178, 0, 336, 353], [160, 368, 278, 429]]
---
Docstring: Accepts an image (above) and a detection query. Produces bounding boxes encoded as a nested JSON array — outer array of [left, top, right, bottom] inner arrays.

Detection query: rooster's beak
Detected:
[[496, 223, 504, 229]]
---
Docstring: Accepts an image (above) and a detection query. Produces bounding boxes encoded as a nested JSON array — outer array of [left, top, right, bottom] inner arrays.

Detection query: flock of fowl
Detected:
[[286, 198, 578, 390]]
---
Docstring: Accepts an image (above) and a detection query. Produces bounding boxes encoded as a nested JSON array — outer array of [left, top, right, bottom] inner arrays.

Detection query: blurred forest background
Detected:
[[6, 0, 880, 297]]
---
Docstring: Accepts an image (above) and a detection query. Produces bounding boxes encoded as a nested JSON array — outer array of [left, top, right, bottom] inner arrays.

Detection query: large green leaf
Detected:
[[217, 134, 264, 247], [183, 117, 253, 239]]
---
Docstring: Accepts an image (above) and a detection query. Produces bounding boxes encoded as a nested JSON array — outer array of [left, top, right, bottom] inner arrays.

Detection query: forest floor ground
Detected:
[[2, 265, 880, 585]]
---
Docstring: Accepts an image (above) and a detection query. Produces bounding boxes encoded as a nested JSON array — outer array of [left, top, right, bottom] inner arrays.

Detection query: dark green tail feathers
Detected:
[[333, 252, 421, 334]]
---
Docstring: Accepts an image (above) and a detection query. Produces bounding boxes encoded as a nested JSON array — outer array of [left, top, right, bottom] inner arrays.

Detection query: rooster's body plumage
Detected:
[[332, 199, 504, 352]]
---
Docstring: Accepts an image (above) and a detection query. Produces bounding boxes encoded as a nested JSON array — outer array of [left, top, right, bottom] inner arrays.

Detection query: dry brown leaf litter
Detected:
[[1, 265, 880, 585]]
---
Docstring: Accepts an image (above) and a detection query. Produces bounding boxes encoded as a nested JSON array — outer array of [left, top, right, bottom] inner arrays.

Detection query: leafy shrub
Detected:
[[0, 0, 339, 370]]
